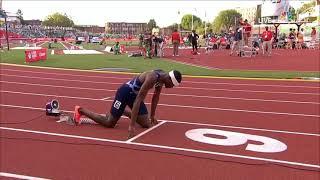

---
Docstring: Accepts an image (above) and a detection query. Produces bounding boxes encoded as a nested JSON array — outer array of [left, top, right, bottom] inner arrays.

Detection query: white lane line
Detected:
[[2, 68, 320, 89], [0, 81, 114, 92], [0, 126, 319, 169], [1, 68, 130, 81], [157, 103, 320, 117], [126, 121, 167, 143], [178, 86, 319, 96], [2, 81, 319, 104], [163, 59, 221, 70], [163, 93, 320, 105], [100, 97, 111, 100], [128, 141, 320, 169], [1, 90, 104, 101], [0, 172, 50, 180], [1, 91, 319, 118], [1, 73, 121, 85], [163, 120, 320, 137], [1, 74, 319, 96], [0, 104, 319, 137]]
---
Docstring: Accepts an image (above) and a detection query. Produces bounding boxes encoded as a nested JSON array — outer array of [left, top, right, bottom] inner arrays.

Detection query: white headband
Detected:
[[169, 70, 180, 86]]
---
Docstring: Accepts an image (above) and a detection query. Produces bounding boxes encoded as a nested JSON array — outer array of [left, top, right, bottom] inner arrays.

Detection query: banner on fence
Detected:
[[25, 48, 47, 63]]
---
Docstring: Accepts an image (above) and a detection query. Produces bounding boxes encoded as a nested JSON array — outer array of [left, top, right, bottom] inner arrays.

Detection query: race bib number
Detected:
[[113, 100, 122, 109]]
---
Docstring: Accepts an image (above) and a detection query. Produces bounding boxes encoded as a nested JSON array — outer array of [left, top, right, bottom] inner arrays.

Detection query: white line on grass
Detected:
[[63, 41, 83, 49], [0, 172, 50, 180], [0, 126, 319, 169], [37, 41, 48, 47], [0, 104, 319, 137], [59, 42, 69, 50]]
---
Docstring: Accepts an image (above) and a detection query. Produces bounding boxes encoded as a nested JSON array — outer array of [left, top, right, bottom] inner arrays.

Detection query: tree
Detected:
[[195, 21, 213, 35], [42, 12, 74, 27], [16, 9, 25, 24], [147, 19, 157, 31], [212, 9, 241, 33], [296, 0, 317, 21], [167, 23, 179, 31], [203, 22, 213, 34], [297, 0, 316, 15], [181, 14, 202, 30]]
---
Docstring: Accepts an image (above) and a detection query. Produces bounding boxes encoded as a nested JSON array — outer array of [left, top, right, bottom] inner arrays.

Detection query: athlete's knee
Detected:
[[103, 114, 118, 128]]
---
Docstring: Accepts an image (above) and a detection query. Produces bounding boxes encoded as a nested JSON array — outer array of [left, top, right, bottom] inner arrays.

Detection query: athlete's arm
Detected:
[[150, 83, 162, 125], [128, 73, 156, 138]]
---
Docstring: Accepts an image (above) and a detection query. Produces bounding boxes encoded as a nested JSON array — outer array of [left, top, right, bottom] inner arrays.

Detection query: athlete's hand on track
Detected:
[[150, 116, 158, 126], [128, 125, 136, 139]]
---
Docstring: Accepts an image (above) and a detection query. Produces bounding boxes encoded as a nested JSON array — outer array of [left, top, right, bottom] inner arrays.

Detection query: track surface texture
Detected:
[[0, 64, 319, 180]]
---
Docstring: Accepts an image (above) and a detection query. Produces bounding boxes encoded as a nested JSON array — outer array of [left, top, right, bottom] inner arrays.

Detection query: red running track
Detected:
[[0, 64, 319, 180]]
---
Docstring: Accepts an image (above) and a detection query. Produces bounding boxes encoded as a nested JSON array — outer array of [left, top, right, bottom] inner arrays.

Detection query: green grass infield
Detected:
[[1, 49, 319, 80]]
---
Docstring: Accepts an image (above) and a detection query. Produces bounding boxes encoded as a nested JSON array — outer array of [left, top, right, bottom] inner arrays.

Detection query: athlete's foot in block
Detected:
[[73, 106, 82, 125], [65, 115, 76, 125], [57, 115, 76, 125]]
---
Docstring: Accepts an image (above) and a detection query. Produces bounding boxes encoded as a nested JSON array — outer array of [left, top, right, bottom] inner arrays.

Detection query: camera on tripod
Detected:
[[45, 99, 61, 116]]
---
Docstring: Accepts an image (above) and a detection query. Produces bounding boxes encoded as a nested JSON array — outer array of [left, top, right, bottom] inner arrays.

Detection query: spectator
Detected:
[[48, 39, 53, 49], [297, 28, 304, 49], [288, 28, 295, 49], [189, 30, 199, 54], [240, 19, 252, 46], [311, 27, 317, 41], [143, 31, 153, 59], [138, 33, 144, 49], [157, 35, 165, 58], [171, 29, 180, 56], [113, 41, 121, 55], [261, 26, 273, 56], [230, 27, 242, 56]]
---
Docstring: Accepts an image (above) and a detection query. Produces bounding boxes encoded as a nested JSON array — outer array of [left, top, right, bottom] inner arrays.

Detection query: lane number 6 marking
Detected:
[[185, 128, 287, 153]]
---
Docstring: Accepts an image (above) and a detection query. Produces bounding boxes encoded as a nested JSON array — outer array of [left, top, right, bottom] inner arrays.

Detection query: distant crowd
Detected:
[[0, 24, 142, 40]]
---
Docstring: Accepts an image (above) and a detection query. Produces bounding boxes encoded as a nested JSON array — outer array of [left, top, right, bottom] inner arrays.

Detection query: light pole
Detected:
[[192, 8, 197, 31], [192, 13, 193, 30], [178, 10, 180, 32], [204, 11, 207, 36]]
